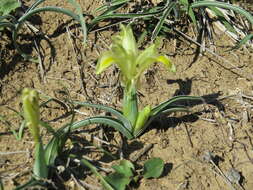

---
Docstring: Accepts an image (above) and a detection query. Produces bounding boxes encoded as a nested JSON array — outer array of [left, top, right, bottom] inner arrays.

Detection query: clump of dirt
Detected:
[[0, 0, 253, 190]]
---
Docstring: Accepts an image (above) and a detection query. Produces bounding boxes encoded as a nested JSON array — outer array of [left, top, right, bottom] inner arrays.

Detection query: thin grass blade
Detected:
[[208, 6, 236, 33], [95, 0, 129, 13], [67, 0, 87, 44], [190, 1, 253, 26], [152, 2, 175, 40], [70, 154, 114, 190]]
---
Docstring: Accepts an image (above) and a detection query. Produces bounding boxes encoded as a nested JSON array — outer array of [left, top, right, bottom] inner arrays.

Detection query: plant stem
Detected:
[[123, 84, 138, 127]]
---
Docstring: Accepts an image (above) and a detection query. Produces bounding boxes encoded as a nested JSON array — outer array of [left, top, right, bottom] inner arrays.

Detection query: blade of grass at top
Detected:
[[94, 0, 129, 13], [26, 0, 46, 13], [179, 0, 197, 26], [190, 1, 253, 26], [151, 95, 203, 116], [208, 6, 236, 34], [152, 2, 176, 40], [89, 7, 168, 29], [13, 6, 86, 60], [96, 3, 125, 19], [69, 116, 134, 139], [67, 0, 87, 44], [72, 101, 132, 132]]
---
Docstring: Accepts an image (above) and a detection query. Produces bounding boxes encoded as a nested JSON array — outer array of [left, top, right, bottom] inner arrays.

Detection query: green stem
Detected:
[[33, 142, 48, 179], [123, 84, 138, 128]]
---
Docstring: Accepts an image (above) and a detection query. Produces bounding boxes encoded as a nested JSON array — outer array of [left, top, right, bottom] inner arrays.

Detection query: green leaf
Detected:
[[72, 101, 133, 132], [0, 0, 21, 16], [105, 173, 131, 190], [151, 95, 202, 116], [134, 105, 151, 136], [112, 160, 135, 178], [69, 116, 134, 139], [33, 142, 48, 179], [44, 128, 67, 166], [105, 161, 135, 190], [143, 158, 164, 179], [188, 7, 197, 26]]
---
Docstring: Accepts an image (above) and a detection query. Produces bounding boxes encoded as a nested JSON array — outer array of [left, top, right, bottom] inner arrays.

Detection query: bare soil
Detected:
[[1, 0, 253, 190]]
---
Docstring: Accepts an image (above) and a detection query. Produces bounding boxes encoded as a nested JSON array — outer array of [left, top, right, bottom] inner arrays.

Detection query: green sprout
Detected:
[[71, 25, 202, 139], [22, 88, 48, 179]]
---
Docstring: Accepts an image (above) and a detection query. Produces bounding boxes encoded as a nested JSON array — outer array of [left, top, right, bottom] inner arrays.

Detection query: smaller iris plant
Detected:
[[22, 88, 48, 179], [73, 24, 202, 139]]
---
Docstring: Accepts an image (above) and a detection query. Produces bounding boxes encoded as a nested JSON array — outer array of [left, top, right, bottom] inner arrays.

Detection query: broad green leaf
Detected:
[[72, 101, 133, 132], [105, 173, 131, 190], [44, 129, 67, 166], [134, 105, 151, 136], [0, 0, 21, 16], [70, 116, 134, 139], [33, 142, 48, 179], [151, 95, 203, 116], [134, 106, 189, 138], [112, 160, 135, 178], [143, 158, 164, 179]]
